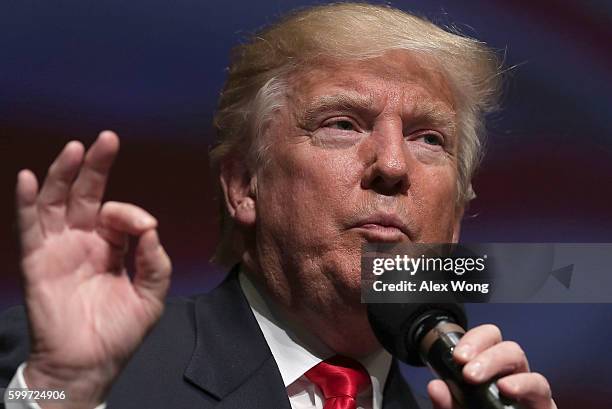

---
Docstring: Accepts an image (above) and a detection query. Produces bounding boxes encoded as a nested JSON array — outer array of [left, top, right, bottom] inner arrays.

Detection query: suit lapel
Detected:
[[182, 269, 424, 409], [183, 269, 291, 409], [383, 361, 426, 409]]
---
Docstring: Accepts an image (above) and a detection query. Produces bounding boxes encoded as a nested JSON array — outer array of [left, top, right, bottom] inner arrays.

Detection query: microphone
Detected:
[[367, 303, 525, 409]]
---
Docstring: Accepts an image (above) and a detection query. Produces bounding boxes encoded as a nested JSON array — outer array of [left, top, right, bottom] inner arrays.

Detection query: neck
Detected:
[[297, 304, 381, 357], [241, 260, 381, 358]]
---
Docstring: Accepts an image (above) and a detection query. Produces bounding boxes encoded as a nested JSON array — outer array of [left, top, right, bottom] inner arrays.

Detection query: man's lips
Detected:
[[352, 213, 411, 241]]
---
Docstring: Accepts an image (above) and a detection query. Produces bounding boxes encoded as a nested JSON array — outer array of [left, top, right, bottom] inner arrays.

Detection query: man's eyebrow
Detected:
[[298, 92, 456, 134], [409, 103, 457, 134], [299, 93, 376, 124]]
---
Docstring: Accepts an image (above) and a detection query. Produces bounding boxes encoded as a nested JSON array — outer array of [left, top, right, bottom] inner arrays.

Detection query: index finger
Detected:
[[16, 169, 43, 256], [66, 131, 120, 229]]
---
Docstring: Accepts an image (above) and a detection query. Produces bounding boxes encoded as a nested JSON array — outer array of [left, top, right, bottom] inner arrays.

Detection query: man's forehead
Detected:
[[288, 50, 457, 115]]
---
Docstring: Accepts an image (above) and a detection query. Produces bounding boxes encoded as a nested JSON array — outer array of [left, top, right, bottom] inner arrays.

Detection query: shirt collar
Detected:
[[239, 271, 392, 401]]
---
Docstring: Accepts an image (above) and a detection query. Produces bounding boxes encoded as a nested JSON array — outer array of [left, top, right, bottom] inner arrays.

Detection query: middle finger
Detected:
[[37, 141, 84, 233], [67, 131, 120, 229], [462, 341, 530, 384]]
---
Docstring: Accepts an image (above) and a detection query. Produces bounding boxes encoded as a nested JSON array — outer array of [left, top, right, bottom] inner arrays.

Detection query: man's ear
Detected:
[[219, 156, 256, 227], [451, 203, 465, 244]]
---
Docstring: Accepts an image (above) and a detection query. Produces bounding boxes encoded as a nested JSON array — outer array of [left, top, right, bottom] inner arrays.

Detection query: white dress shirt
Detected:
[[4, 363, 106, 409], [239, 272, 392, 409], [4, 272, 392, 409]]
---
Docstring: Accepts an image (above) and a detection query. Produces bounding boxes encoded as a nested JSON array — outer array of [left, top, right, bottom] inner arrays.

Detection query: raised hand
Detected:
[[15, 131, 172, 408]]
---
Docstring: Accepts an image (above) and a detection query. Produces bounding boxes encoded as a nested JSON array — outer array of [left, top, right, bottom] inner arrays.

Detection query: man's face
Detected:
[[238, 50, 463, 307]]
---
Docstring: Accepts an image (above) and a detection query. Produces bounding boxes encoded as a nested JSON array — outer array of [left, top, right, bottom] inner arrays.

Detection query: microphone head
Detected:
[[367, 303, 467, 366]]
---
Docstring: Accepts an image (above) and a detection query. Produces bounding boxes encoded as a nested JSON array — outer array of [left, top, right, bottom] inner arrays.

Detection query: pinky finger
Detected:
[[16, 170, 44, 256], [427, 379, 461, 409], [497, 373, 557, 409]]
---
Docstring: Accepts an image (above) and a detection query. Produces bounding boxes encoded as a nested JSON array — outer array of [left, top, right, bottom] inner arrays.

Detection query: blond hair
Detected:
[[210, 2, 503, 265]]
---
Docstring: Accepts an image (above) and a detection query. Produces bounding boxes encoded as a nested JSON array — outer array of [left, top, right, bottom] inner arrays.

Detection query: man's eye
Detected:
[[325, 120, 355, 131], [421, 133, 442, 146]]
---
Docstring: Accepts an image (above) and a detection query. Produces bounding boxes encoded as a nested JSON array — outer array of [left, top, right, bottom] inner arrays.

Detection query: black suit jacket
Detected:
[[0, 271, 428, 408]]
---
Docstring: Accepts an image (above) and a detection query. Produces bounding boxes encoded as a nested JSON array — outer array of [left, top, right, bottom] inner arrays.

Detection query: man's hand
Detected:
[[15, 131, 172, 408], [427, 324, 557, 409]]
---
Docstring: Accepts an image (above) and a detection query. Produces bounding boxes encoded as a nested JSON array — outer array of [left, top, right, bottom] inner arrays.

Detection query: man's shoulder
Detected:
[[0, 282, 233, 389], [110, 272, 268, 408], [150, 272, 244, 341], [0, 293, 206, 341], [0, 304, 28, 328], [127, 292, 206, 354], [0, 304, 29, 386]]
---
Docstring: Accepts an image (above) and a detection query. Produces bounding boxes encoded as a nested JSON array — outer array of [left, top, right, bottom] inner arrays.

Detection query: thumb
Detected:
[[428, 379, 461, 409], [134, 229, 172, 308]]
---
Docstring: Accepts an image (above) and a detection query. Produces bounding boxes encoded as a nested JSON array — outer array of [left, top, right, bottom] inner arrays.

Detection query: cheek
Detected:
[[413, 167, 459, 239], [273, 145, 359, 198], [256, 149, 354, 235]]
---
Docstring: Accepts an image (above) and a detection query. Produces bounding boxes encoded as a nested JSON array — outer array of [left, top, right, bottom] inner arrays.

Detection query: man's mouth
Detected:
[[352, 213, 411, 242]]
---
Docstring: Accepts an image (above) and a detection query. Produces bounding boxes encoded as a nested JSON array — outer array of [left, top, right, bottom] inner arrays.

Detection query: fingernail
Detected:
[[99, 130, 115, 138], [454, 343, 473, 360], [498, 378, 518, 393], [137, 216, 156, 229], [465, 361, 483, 380]]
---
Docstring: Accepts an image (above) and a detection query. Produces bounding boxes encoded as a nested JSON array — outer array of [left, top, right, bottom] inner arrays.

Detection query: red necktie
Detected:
[[305, 355, 371, 409]]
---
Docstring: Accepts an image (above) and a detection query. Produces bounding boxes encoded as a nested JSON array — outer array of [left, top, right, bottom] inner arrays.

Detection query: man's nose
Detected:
[[360, 123, 411, 195]]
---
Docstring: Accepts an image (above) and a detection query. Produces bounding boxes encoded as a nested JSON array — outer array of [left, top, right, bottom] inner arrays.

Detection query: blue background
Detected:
[[1, 1, 611, 407]]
